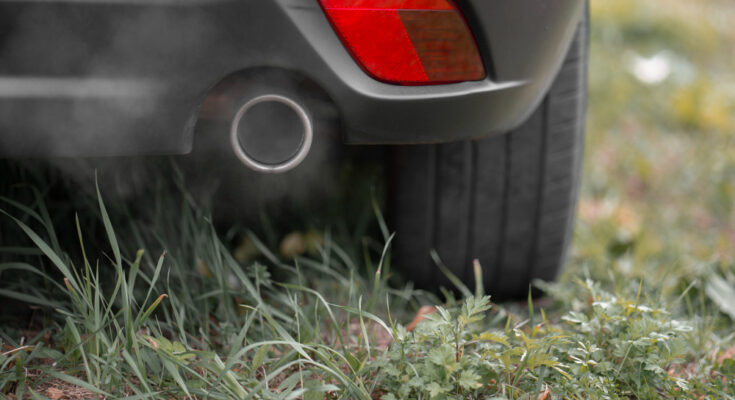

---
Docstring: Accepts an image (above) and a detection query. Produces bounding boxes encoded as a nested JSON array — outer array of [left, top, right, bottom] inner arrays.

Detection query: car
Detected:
[[0, 0, 588, 299]]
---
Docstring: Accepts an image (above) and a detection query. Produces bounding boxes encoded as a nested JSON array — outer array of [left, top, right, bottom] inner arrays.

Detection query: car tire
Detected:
[[387, 9, 588, 300]]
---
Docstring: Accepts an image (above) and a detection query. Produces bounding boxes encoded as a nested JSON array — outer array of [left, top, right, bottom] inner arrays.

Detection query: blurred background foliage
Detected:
[[572, 0, 734, 292]]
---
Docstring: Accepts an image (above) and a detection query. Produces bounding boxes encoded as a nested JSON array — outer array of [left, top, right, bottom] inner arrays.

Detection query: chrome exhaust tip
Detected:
[[230, 94, 313, 173]]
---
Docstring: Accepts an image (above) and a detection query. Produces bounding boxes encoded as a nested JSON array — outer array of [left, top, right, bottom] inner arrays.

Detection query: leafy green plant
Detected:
[[556, 280, 692, 398]]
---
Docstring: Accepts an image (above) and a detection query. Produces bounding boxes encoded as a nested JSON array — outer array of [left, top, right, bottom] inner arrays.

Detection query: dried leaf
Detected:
[[47, 387, 64, 400], [537, 384, 550, 400], [406, 305, 437, 332], [280, 232, 306, 258], [195, 259, 211, 278]]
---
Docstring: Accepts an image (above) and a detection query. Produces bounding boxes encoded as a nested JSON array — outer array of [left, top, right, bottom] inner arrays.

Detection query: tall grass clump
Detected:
[[0, 170, 732, 399], [0, 173, 415, 398]]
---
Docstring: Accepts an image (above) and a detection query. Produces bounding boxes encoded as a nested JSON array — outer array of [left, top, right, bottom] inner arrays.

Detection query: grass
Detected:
[[1, 178, 731, 399], [1, 0, 734, 398]]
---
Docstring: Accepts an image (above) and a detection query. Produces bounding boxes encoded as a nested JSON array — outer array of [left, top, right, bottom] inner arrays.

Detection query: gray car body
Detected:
[[0, 0, 585, 157]]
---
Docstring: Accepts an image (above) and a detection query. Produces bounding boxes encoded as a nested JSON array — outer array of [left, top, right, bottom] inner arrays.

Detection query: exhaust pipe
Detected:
[[230, 94, 313, 173]]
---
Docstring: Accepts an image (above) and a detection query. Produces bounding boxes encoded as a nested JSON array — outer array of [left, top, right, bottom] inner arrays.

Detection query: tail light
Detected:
[[318, 0, 486, 85]]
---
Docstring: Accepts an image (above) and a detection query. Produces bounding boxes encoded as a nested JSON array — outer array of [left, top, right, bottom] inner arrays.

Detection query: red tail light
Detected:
[[318, 0, 486, 85]]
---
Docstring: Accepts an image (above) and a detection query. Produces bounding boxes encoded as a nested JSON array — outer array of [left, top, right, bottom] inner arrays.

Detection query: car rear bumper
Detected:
[[290, 0, 586, 144], [0, 0, 585, 157]]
